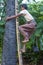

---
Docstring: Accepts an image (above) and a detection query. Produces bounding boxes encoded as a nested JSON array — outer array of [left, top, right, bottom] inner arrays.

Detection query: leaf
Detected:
[[40, 35, 43, 50], [0, 21, 5, 26], [36, 21, 43, 29], [0, 27, 4, 33], [35, 29, 42, 37]]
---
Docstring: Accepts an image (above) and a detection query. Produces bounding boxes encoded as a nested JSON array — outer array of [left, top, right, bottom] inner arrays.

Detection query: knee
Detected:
[[18, 26, 21, 30]]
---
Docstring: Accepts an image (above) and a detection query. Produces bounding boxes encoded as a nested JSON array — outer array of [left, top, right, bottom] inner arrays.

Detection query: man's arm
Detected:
[[6, 13, 22, 21]]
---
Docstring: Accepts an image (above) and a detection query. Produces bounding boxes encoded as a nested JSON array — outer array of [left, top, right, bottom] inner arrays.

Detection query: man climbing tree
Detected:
[[2, 0, 17, 65]]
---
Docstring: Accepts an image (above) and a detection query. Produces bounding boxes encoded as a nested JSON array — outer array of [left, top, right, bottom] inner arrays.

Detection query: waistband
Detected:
[[27, 19, 37, 24]]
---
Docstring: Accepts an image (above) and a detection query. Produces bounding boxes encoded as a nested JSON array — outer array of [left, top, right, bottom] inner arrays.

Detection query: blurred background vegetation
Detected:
[[0, 0, 43, 65]]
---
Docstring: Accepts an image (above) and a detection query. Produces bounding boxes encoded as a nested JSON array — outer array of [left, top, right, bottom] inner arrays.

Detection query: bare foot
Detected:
[[20, 49, 26, 53], [22, 38, 29, 43], [20, 44, 26, 53]]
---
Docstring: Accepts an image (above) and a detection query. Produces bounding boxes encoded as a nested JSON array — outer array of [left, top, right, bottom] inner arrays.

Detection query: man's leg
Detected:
[[19, 22, 36, 43], [19, 25, 29, 40], [18, 24, 31, 43]]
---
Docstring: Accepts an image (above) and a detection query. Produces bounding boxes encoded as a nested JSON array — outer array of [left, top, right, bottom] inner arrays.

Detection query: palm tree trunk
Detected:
[[2, 0, 17, 65]]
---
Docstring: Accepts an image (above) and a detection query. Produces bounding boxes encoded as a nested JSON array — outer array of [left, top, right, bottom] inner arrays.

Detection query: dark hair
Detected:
[[20, 4, 28, 9]]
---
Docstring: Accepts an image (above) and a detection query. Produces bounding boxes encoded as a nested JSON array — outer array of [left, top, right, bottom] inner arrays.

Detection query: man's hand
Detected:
[[5, 14, 22, 21], [5, 16, 15, 21], [6, 17, 10, 21]]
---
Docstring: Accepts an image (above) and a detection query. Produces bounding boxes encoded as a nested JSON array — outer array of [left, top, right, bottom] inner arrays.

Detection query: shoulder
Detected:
[[20, 10, 26, 14], [20, 10, 26, 12]]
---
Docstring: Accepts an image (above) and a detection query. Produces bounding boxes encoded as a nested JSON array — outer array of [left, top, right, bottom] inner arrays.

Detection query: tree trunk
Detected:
[[2, 0, 17, 65]]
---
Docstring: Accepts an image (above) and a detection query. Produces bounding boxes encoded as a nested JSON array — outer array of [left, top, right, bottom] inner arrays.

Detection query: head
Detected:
[[20, 4, 28, 10]]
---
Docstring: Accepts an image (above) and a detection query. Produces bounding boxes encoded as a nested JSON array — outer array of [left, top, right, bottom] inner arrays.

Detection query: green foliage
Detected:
[[18, 2, 43, 64], [0, 0, 43, 64], [19, 2, 43, 51], [0, 0, 5, 48], [40, 35, 43, 50], [27, 2, 43, 50], [0, 1, 6, 62], [0, 48, 2, 63]]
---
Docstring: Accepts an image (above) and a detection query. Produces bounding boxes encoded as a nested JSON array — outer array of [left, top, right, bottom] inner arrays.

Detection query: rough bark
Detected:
[[2, 0, 17, 65]]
